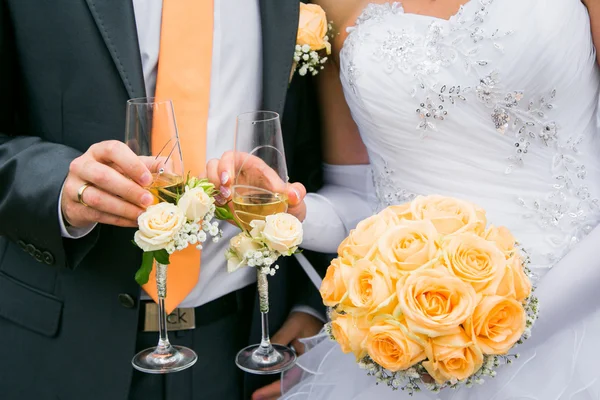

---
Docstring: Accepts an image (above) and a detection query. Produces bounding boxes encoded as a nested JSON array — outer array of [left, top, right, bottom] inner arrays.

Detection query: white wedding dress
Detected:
[[282, 0, 600, 399]]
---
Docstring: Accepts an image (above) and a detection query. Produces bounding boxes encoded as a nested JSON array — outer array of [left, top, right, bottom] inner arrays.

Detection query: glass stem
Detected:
[[155, 262, 171, 354], [256, 268, 273, 356]]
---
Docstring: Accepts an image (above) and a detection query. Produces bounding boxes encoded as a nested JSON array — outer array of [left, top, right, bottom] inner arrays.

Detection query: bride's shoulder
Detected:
[[312, 0, 370, 54]]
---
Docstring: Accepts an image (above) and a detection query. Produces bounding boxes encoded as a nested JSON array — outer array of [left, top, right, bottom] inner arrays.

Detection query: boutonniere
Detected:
[[290, 2, 333, 81]]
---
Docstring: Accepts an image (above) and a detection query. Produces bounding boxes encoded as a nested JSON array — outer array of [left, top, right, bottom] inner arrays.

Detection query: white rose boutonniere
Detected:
[[291, 2, 334, 80]]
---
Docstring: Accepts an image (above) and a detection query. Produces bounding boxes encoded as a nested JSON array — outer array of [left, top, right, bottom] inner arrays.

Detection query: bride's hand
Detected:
[[206, 151, 308, 221]]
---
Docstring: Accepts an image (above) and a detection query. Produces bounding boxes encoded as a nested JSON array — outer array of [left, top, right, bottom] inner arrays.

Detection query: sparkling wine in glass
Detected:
[[125, 97, 197, 374], [233, 111, 297, 375]]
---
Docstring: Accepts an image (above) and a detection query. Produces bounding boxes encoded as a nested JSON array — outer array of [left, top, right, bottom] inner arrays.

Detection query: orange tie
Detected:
[[143, 0, 214, 314]]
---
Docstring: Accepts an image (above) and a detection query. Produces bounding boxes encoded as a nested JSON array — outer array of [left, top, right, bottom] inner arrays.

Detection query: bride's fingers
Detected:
[[287, 183, 306, 206], [251, 380, 281, 400]]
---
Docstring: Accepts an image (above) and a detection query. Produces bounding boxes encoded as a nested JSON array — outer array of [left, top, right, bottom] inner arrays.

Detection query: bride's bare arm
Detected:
[[583, 0, 600, 64]]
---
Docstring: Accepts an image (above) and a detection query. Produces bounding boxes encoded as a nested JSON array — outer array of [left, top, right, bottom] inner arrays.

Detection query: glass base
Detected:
[[132, 345, 197, 374], [235, 343, 297, 375]]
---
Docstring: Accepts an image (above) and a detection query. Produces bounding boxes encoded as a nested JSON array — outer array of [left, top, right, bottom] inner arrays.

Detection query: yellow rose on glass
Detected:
[[496, 255, 532, 302], [410, 195, 486, 235], [330, 313, 370, 360], [320, 256, 353, 307], [225, 232, 262, 273], [464, 295, 526, 355], [251, 213, 303, 254], [422, 328, 484, 383], [371, 220, 440, 275], [398, 268, 477, 337], [366, 319, 426, 371], [134, 203, 185, 252], [177, 187, 215, 221], [440, 232, 506, 294]]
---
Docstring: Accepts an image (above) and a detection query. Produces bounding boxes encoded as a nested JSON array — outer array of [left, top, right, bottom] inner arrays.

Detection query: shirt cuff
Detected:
[[58, 184, 97, 239], [291, 305, 327, 323]]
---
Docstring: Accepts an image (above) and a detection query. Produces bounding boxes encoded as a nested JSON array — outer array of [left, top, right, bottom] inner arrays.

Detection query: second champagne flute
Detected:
[[232, 111, 297, 375]]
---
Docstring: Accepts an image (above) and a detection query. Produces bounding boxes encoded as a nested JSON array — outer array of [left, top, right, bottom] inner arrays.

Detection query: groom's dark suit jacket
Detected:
[[0, 1, 327, 399]]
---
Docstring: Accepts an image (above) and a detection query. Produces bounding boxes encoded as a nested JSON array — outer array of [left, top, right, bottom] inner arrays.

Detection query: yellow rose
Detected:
[[496, 255, 532, 302], [398, 268, 477, 337], [464, 295, 526, 355], [331, 313, 370, 359], [484, 225, 516, 255], [422, 327, 484, 384], [379, 203, 414, 222], [297, 3, 331, 54], [134, 203, 185, 252], [177, 187, 214, 221], [225, 232, 261, 273], [371, 220, 440, 275], [261, 213, 303, 254], [344, 259, 395, 314], [440, 233, 506, 294], [320, 257, 353, 307], [338, 214, 390, 260], [366, 319, 426, 372], [410, 195, 486, 235]]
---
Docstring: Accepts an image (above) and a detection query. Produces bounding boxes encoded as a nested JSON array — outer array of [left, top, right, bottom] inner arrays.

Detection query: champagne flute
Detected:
[[233, 111, 297, 375], [125, 97, 197, 374]]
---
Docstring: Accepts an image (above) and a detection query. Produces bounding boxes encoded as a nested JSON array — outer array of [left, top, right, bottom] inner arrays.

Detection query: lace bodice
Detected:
[[340, 0, 600, 271]]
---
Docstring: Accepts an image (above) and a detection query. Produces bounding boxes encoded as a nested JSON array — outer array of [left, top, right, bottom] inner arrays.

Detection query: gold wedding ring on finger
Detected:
[[77, 183, 93, 207]]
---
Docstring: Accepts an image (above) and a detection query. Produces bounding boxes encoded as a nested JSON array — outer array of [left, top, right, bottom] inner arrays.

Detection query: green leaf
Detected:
[[214, 205, 232, 220], [135, 251, 155, 285], [153, 249, 170, 265]]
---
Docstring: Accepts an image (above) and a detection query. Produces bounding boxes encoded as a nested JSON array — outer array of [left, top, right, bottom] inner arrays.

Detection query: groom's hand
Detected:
[[206, 151, 308, 221], [251, 311, 324, 400]]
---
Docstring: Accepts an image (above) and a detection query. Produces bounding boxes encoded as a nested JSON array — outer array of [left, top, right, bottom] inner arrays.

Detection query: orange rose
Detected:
[[338, 214, 391, 260], [398, 268, 477, 337], [344, 259, 395, 315], [422, 327, 484, 384], [366, 319, 426, 371], [320, 257, 353, 307], [371, 220, 440, 275], [464, 295, 526, 355], [484, 225, 516, 256], [440, 233, 506, 294], [331, 313, 370, 360], [379, 203, 414, 223], [496, 255, 532, 302], [410, 195, 486, 235], [297, 3, 331, 54]]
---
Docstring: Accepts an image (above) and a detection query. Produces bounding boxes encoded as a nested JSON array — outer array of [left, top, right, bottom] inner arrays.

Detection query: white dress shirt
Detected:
[[59, 0, 337, 318]]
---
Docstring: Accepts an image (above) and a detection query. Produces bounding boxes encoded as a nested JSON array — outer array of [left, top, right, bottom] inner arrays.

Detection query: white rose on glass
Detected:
[[261, 213, 303, 254], [134, 203, 186, 252], [178, 187, 215, 221], [226, 232, 262, 273]]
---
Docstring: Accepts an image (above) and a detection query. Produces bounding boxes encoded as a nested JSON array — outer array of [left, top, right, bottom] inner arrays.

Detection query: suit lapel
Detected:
[[84, 0, 146, 99], [259, 0, 299, 116]]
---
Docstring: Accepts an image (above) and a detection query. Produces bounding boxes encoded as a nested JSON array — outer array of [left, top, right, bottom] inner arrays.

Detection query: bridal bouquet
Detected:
[[133, 176, 224, 285], [320, 195, 539, 394]]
